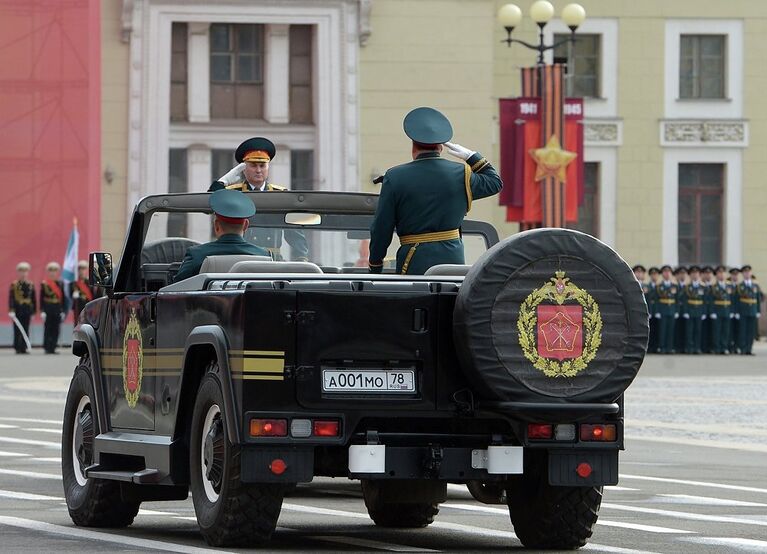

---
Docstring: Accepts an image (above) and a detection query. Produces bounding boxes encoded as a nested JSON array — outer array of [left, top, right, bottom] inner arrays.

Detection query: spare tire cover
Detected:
[[454, 229, 648, 403]]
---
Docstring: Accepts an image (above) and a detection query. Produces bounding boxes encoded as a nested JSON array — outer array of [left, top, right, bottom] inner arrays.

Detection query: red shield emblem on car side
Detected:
[[125, 338, 140, 392], [536, 305, 583, 361]]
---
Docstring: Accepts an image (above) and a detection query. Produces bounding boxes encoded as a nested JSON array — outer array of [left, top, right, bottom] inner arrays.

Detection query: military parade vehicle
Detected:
[[62, 191, 648, 549]]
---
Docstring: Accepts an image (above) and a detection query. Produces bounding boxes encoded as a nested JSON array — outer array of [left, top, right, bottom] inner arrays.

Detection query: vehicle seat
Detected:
[[424, 264, 471, 276], [141, 237, 200, 264], [230, 260, 323, 273], [200, 255, 272, 273]]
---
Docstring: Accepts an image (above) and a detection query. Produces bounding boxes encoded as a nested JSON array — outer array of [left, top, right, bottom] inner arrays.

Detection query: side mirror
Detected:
[[89, 252, 114, 289]]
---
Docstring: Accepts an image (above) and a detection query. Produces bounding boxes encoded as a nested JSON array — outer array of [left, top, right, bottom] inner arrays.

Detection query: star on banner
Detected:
[[529, 135, 577, 183]]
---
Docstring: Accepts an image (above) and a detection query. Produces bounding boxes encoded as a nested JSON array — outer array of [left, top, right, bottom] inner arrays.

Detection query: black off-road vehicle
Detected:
[[62, 191, 647, 549]]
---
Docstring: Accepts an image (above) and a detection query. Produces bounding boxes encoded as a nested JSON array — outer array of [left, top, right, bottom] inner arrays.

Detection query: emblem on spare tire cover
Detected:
[[123, 308, 143, 409], [517, 271, 602, 378]]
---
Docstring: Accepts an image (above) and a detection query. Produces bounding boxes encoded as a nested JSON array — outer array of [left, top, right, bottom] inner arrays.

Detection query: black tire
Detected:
[[454, 228, 648, 403], [362, 480, 442, 528], [62, 359, 140, 527], [190, 369, 285, 547], [508, 453, 602, 549]]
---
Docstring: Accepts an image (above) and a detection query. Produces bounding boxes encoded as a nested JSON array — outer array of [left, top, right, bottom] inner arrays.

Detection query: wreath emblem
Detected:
[[517, 270, 603, 378], [122, 308, 143, 409]]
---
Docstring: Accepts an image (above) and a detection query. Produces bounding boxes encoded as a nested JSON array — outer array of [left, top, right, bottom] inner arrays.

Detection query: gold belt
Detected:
[[714, 300, 731, 306], [739, 298, 757, 304], [658, 299, 676, 304], [399, 229, 460, 246], [687, 299, 703, 305]]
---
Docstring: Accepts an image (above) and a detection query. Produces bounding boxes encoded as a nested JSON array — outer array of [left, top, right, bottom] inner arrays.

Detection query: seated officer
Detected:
[[174, 190, 269, 282], [369, 107, 503, 274], [209, 137, 308, 261]]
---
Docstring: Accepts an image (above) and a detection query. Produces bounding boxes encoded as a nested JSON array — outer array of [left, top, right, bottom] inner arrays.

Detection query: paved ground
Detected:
[[0, 346, 765, 552]]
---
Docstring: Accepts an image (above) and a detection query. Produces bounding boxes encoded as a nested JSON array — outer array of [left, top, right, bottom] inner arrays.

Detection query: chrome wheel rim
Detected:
[[200, 404, 224, 503], [72, 395, 93, 487]]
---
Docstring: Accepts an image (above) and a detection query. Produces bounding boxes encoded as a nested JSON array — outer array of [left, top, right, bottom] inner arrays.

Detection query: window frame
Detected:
[[677, 163, 724, 265], [553, 33, 601, 99], [679, 34, 726, 100], [209, 23, 264, 84]]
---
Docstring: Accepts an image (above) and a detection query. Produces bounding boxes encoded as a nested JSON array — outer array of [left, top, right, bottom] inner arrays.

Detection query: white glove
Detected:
[[217, 163, 246, 186], [730, 313, 735, 319], [735, 313, 741, 320], [683, 313, 690, 319], [674, 313, 679, 319], [710, 313, 717, 320], [8, 311, 14, 318], [701, 314, 707, 320], [41, 312, 46, 322], [444, 142, 476, 162], [758, 313, 762, 319], [654, 313, 661, 319], [72, 291, 80, 299], [60, 313, 65, 322]]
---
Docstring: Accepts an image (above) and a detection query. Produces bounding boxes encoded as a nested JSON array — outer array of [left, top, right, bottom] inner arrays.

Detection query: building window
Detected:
[[168, 149, 188, 236], [290, 25, 313, 124], [568, 162, 599, 237], [212, 149, 235, 185], [680, 35, 726, 99], [553, 34, 600, 98], [678, 163, 724, 264], [210, 24, 264, 119], [170, 23, 187, 122], [291, 150, 314, 190]]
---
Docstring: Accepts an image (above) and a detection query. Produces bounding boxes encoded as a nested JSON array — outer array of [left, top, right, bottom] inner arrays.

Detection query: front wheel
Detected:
[[62, 360, 140, 527], [190, 370, 285, 547]]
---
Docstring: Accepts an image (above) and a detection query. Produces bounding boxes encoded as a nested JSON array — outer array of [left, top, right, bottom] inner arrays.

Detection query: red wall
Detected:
[[0, 0, 101, 319]]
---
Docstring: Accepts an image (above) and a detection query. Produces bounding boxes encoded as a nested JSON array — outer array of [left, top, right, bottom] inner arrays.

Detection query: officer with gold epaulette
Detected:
[[679, 265, 706, 354], [209, 137, 308, 261], [69, 260, 100, 322], [656, 265, 679, 354], [709, 265, 734, 354], [700, 265, 714, 353], [8, 262, 36, 354], [40, 261, 65, 354], [728, 267, 741, 353], [673, 266, 689, 353], [647, 266, 660, 353], [735, 264, 762, 355], [369, 107, 503, 274]]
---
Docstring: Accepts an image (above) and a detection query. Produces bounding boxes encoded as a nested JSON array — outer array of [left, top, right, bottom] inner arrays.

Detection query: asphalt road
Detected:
[[0, 347, 765, 553]]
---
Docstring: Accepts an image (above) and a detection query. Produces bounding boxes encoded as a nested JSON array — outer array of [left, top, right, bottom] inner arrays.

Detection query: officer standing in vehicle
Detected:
[[369, 107, 503, 274], [174, 190, 270, 282], [736, 265, 762, 355], [8, 262, 36, 354], [656, 265, 679, 354], [679, 265, 706, 354], [647, 266, 660, 353], [40, 262, 65, 354], [209, 137, 308, 262], [710, 265, 734, 354]]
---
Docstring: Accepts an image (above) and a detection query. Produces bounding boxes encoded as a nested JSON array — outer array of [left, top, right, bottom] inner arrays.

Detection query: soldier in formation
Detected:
[[8, 262, 36, 354], [70, 260, 99, 322], [40, 262, 65, 354], [736, 265, 761, 355]]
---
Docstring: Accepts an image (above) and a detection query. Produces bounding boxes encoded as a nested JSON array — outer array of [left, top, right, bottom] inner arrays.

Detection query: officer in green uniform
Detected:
[[209, 137, 309, 262], [700, 266, 714, 353], [8, 261, 36, 354], [673, 266, 688, 353], [174, 190, 269, 282], [710, 265, 734, 354], [656, 265, 679, 354], [646, 266, 660, 353], [735, 264, 762, 355], [680, 265, 706, 354], [633, 265, 653, 352], [728, 267, 741, 353], [369, 107, 503, 274]]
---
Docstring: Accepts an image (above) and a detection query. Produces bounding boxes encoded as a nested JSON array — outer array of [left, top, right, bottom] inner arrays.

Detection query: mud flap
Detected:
[[548, 449, 618, 486]]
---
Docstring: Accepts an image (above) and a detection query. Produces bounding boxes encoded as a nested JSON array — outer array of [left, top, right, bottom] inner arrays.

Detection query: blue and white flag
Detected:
[[62, 219, 79, 311]]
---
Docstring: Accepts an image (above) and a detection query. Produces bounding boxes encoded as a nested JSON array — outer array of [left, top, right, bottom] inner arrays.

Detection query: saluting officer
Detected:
[[369, 107, 503, 274], [209, 137, 308, 261], [656, 265, 679, 354], [8, 262, 36, 354], [679, 265, 706, 354], [40, 262, 65, 354], [710, 265, 734, 354], [70, 260, 99, 322], [735, 265, 762, 355], [728, 267, 741, 353], [647, 266, 660, 353]]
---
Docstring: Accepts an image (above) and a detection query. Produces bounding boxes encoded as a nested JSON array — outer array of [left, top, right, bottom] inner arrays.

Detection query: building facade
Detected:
[[101, 0, 767, 275]]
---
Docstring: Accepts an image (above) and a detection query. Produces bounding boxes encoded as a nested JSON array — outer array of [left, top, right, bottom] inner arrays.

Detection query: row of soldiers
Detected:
[[634, 264, 762, 355], [8, 261, 100, 355]]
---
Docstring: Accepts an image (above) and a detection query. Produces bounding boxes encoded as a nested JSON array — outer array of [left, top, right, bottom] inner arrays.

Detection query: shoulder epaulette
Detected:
[[267, 183, 287, 191]]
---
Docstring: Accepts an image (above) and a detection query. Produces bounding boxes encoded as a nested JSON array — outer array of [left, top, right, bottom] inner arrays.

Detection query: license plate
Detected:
[[322, 369, 416, 393]]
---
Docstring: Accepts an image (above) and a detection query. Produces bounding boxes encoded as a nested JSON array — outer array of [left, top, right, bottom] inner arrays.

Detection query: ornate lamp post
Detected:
[[496, 1, 587, 229]]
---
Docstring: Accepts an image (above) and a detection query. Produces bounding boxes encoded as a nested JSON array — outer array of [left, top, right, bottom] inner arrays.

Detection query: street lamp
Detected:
[[498, 1, 586, 65]]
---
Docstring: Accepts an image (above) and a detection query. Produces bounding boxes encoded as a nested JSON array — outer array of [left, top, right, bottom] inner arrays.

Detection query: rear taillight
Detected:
[[312, 420, 340, 437], [528, 423, 553, 439], [250, 418, 288, 437], [580, 424, 617, 442]]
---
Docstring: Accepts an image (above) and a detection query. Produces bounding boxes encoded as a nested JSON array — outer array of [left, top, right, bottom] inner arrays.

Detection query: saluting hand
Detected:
[[444, 142, 476, 161], [218, 163, 246, 186]]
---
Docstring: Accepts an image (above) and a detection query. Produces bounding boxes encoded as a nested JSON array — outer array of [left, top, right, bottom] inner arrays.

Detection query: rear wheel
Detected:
[[362, 480, 445, 528], [190, 369, 285, 547], [508, 453, 602, 549], [62, 360, 140, 527]]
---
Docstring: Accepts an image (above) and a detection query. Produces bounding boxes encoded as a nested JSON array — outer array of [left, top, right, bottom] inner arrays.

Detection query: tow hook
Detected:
[[424, 445, 444, 477]]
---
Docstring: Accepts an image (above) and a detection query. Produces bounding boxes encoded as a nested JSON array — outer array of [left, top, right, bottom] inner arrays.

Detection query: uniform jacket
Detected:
[[174, 233, 270, 282], [70, 279, 99, 320], [40, 279, 65, 315], [735, 280, 762, 317], [369, 151, 503, 275], [680, 281, 707, 318], [8, 280, 36, 315], [642, 281, 656, 316], [655, 281, 679, 316], [709, 281, 734, 319]]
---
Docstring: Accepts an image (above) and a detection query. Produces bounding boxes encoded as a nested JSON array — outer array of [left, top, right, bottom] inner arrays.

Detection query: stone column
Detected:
[[187, 22, 211, 123], [187, 145, 213, 243], [264, 24, 290, 124]]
